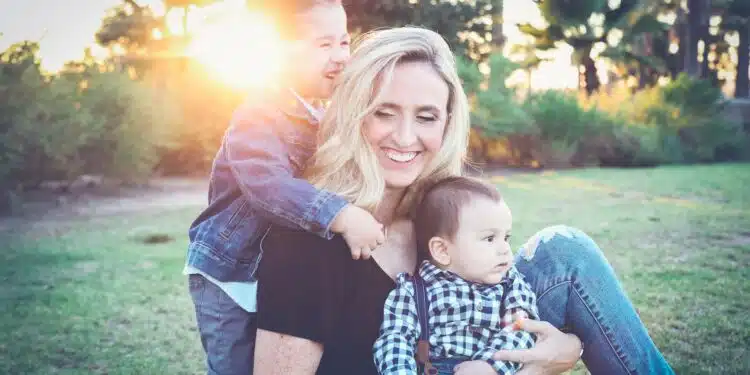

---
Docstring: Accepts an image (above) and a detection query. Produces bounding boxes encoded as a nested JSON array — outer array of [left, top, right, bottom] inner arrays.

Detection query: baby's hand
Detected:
[[331, 204, 385, 260], [453, 360, 496, 375]]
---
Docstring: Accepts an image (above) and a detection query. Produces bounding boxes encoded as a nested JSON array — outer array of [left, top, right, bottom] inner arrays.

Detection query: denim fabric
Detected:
[[514, 225, 675, 375], [186, 92, 348, 282], [421, 357, 469, 375], [189, 274, 257, 375]]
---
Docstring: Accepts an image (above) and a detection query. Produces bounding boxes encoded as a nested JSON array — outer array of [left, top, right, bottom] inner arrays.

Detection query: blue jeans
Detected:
[[514, 226, 675, 375], [424, 358, 469, 375], [189, 274, 256, 375]]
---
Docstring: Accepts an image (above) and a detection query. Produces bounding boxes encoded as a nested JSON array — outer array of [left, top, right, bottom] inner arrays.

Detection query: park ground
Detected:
[[1, 163, 749, 374]]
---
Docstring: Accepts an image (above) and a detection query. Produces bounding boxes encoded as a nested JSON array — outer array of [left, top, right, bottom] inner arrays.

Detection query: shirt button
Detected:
[[476, 301, 483, 311]]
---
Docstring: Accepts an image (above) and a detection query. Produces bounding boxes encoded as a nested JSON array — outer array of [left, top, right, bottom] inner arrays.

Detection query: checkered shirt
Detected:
[[373, 261, 539, 375]]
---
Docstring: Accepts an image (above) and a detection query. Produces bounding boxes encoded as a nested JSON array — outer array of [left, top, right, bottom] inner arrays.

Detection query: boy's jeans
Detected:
[[189, 274, 256, 375], [515, 225, 675, 375]]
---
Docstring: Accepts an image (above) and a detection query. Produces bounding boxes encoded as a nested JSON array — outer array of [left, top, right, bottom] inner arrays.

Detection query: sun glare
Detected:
[[186, 3, 282, 90]]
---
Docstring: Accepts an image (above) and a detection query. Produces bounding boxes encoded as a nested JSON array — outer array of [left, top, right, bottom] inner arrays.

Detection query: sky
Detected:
[[0, 0, 578, 89]]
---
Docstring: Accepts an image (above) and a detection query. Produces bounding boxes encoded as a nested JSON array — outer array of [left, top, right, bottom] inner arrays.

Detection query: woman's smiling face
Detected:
[[363, 61, 450, 189]]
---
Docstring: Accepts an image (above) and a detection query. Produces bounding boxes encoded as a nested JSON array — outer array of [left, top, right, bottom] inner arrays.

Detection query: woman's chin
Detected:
[[383, 174, 420, 190]]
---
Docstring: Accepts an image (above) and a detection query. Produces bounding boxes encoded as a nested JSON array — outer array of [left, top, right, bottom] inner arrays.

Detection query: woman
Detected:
[[253, 27, 674, 375]]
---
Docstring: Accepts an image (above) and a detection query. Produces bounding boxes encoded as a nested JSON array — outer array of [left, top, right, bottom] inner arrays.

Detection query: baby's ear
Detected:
[[428, 236, 451, 266]]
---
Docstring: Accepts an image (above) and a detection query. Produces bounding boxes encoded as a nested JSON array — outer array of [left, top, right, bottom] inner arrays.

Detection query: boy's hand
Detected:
[[453, 360, 496, 375], [331, 204, 385, 260]]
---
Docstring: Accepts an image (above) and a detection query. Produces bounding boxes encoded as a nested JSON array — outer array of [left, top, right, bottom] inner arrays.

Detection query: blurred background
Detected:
[[1, 1, 748, 374]]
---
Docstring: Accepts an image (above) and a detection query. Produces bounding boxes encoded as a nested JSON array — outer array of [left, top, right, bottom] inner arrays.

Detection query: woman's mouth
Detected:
[[385, 150, 418, 163]]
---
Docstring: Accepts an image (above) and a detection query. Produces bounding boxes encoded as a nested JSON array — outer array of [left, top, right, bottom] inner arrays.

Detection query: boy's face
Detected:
[[285, 3, 350, 100], [440, 197, 514, 285]]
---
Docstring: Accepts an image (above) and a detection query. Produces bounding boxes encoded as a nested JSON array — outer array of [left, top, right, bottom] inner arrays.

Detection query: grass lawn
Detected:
[[1, 163, 749, 374]]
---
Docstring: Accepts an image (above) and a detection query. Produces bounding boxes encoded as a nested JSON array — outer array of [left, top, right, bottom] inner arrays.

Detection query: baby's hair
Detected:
[[248, 0, 342, 39], [414, 176, 502, 261]]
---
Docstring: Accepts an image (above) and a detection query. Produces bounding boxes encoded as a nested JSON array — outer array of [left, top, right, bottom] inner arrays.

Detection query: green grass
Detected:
[[2, 164, 749, 374]]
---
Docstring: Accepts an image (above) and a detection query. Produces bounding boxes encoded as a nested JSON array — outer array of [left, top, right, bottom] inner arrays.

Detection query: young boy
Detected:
[[185, 2, 384, 374], [374, 176, 539, 375]]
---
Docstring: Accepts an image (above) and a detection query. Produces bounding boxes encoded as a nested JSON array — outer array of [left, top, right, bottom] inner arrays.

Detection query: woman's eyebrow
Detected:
[[378, 103, 442, 113], [416, 105, 441, 113]]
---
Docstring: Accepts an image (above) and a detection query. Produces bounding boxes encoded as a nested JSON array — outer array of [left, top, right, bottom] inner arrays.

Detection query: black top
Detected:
[[256, 226, 396, 375]]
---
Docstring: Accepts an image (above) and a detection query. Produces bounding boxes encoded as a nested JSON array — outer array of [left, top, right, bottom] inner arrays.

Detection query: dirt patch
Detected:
[[726, 231, 750, 247], [0, 178, 209, 235]]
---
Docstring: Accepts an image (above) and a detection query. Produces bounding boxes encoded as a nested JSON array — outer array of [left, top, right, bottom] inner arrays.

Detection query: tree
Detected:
[[95, 0, 165, 54], [722, 0, 750, 97], [492, 0, 505, 50], [519, 0, 669, 94], [684, 0, 710, 77], [343, 0, 496, 62]]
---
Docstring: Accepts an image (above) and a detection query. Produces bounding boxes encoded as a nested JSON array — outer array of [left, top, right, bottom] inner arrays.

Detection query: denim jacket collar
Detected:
[[259, 87, 322, 125], [289, 89, 324, 123]]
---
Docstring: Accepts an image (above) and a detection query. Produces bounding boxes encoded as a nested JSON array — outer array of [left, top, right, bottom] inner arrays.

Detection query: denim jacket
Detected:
[[186, 90, 348, 282]]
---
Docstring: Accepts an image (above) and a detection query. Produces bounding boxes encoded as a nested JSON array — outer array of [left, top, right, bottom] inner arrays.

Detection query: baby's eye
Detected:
[[504, 234, 511, 242], [484, 235, 495, 243], [319, 42, 332, 48]]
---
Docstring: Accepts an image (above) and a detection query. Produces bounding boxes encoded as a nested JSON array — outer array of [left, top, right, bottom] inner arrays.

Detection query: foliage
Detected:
[[0, 41, 178, 192], [95, 0, 165, 53], [583, 74, 749, 164], [343, 0, 497, 62], [519, 0, 672, 94]]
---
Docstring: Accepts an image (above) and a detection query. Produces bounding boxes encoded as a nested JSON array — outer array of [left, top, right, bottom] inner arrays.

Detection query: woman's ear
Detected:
[[428, 236, 451, 266]]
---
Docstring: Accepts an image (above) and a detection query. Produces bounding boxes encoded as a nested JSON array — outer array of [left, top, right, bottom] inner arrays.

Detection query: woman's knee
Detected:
[[519, 225, 607, 268]]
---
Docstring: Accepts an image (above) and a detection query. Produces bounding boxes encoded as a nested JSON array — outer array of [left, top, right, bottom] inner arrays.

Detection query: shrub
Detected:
[[0, 41, 178, 194]]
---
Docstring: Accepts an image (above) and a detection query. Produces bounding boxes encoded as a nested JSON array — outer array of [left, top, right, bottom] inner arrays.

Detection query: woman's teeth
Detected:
[[385, 150, 417, 162]]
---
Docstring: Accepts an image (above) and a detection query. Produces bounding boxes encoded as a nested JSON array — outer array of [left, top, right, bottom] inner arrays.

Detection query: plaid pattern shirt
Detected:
[[373, 261, 539, 375]]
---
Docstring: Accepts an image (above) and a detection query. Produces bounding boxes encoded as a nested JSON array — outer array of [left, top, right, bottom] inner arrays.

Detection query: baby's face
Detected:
[[445, 197, 514, 284]]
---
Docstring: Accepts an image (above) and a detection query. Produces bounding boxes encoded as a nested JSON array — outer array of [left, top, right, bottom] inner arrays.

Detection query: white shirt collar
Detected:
[[289, 88, 323, 123]]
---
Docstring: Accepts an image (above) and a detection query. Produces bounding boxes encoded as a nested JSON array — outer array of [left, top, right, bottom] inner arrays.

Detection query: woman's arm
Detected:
[[254, 227, 347, 374], [254, 329, 323, 375]]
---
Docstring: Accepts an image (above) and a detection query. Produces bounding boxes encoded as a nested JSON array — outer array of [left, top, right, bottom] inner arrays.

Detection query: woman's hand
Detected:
[[453, 360, 496, 375], [493, 319, 582, 375]]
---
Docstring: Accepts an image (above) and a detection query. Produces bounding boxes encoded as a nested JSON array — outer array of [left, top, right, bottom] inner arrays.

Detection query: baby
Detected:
[[374, 176, 538, 375]]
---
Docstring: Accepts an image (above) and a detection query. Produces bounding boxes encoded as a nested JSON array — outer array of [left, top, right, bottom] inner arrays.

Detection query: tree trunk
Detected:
[[736, 25, 750, 97], [492, 0, 505, 50], [700, 40, 711, 78], [582, 56, 600, 95], [684, 0, 706, 77]]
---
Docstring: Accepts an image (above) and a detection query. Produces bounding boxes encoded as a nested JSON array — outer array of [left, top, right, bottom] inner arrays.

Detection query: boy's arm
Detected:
[[224, 108, 347, 239], [373, 276, 420, 375]]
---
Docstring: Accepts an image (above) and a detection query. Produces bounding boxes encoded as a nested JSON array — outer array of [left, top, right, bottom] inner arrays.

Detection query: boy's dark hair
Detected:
[[249, 0, 342, 39], [414, 176, 502, 261]]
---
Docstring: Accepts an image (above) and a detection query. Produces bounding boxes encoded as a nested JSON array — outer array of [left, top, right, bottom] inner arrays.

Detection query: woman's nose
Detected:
[[391, 118, 417, 148]]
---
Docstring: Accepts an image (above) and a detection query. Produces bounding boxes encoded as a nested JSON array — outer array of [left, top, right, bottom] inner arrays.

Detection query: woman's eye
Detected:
[[417, 115, 436, 122], [375, 110, 395, 118]]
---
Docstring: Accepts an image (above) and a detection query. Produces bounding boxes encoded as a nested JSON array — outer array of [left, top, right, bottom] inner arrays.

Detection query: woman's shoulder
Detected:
[[264, 225, 346, 252], [258, 225, 351, 277]]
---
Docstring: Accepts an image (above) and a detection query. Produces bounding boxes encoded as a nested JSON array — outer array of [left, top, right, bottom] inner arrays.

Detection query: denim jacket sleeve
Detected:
[[224, 107, 348, 239]]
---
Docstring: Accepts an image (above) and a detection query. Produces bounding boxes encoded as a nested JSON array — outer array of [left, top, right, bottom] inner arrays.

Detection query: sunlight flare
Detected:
[[186, 3, 282, 89]]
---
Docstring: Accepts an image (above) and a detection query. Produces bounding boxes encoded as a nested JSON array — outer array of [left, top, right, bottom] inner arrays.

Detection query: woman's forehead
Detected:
[[373, 61, 449, 111]]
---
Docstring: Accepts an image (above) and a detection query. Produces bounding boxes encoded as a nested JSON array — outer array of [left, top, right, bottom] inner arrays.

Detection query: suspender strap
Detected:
[[413, 274, 430, 341], [412, 274, 435, 374]]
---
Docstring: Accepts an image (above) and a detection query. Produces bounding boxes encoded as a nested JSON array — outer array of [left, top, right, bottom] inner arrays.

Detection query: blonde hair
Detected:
[[305, 26, 471, 217]]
